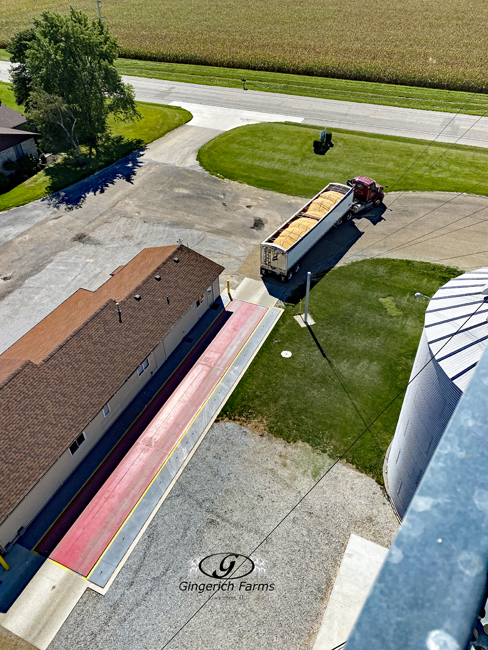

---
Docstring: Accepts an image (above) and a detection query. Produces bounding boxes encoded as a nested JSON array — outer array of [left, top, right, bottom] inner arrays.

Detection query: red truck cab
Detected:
[[347, 176, 385, 206]]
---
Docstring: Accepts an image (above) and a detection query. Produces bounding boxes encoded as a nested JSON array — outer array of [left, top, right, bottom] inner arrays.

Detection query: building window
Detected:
[[69, 432, 86, 456], [103, 403, 111, 417], [196, 293, 205, 307], [137, 358, 150, 376]]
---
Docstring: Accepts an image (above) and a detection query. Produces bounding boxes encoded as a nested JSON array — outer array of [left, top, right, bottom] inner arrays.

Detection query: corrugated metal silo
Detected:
[[386, 268, 488, 518]]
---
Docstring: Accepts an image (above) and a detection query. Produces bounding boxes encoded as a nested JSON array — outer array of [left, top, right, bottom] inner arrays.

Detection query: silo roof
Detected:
[[424, 268, 488, 392]]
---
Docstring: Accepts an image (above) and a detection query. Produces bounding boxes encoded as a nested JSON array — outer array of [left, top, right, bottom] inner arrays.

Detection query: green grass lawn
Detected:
[[198, 122, 488, 198], [0, 82, 191, 211], [220, 258, 460, 483], [3, 48, 488, 115]]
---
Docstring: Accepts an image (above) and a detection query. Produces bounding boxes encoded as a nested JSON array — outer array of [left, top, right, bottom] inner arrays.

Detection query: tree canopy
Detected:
[[8, 9, 139, 155]]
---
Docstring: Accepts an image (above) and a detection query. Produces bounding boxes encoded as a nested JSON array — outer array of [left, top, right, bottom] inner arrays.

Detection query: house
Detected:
[[0, 103, 38, 174], [0, 245, 223, 551]]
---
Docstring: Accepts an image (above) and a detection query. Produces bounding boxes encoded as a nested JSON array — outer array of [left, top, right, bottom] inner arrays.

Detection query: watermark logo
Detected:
[[180, 554, 274, 596], [198, 553, 254, 580]]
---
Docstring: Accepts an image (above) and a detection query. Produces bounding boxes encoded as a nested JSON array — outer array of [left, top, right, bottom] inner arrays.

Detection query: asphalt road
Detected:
[[2, 61, 488, 147]]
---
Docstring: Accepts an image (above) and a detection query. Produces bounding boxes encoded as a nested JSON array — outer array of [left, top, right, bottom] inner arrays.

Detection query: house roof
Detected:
[[0, 245, 223, 526], [0, 104, 26, 130], [0, 127, 38, 154]]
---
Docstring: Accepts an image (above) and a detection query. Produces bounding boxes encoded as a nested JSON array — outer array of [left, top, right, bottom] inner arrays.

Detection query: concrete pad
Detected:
[[313, 534, 388, 650], [233, 277, 278, 308], [143, 124, 223, 168], [294, 313, 316, 327], [1, 561, 86, 650], [170, 101, 304, 130]]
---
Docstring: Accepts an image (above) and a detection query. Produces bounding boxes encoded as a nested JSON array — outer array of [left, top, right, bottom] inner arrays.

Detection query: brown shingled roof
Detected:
[[0, 245, 223, 526], [0, 104, 26, 129], [1, 246, 180, 373]]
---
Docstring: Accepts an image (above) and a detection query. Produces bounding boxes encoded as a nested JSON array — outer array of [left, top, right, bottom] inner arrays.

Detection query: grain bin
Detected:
[[385, 268, 488, 518]]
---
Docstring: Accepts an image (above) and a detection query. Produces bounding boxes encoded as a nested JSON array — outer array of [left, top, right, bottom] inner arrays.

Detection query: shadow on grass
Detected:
[[42, 136, 146, 211], [305, 323, 386, 455]]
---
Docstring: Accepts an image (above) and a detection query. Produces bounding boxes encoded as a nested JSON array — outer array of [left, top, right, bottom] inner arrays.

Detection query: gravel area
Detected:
[[49, 422, 398, 650]]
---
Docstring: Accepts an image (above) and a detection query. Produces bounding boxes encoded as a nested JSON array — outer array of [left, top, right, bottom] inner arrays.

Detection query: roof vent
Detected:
[[173, 257, 179, 263], [134, 294, 141, 301], [155, 275, 161, 281]]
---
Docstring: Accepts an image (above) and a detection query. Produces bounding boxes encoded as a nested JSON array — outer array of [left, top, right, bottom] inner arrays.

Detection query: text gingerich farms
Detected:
[[179, 581, 275, 593]]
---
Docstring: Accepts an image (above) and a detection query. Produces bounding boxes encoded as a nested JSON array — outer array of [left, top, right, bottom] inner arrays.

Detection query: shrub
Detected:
[[0, 172, 10, 194]]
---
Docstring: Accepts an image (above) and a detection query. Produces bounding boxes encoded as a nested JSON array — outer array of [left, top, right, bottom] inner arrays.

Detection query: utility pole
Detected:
[[95, 0, 103, 20], [304, 271, 311, 325]]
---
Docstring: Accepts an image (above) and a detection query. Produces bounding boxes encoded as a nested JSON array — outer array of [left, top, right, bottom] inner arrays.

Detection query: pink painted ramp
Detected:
[[50, 300, 266, 577]]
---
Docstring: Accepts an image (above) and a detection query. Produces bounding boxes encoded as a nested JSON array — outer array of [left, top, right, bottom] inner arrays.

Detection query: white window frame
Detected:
[[103, 403, 111, 417], [69, 431, 86, 456], [137, 358, 150, 376]]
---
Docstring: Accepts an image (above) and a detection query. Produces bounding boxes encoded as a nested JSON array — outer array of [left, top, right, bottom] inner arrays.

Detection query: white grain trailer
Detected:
[[260, 182, 353, 281]]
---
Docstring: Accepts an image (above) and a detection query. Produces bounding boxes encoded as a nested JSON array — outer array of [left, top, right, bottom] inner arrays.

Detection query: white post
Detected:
[[304, 271, 311, 324]]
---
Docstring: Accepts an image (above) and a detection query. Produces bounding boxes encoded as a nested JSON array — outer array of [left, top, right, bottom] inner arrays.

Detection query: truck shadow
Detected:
[[262, 219, 360, 304]]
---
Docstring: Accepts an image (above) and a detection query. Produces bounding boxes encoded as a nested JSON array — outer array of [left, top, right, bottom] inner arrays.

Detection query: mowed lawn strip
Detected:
[[0, 82, 191, 211], [198, 122, 488, 198], [220, 259, 461, 482]]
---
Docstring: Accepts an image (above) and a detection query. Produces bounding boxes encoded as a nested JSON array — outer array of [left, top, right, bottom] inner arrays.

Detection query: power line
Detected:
[[386, 91, 481, 198], [432, 247, 488, 263], [350, 169, 488, 263], [386, 110, 486, 211], [159, 297, 487, 649], [368, 199, 488, 260]]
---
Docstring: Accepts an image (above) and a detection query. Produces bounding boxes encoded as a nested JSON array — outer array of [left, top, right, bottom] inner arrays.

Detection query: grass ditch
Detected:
[[220, 258, 461, 483], [197, 122, 488, 198]]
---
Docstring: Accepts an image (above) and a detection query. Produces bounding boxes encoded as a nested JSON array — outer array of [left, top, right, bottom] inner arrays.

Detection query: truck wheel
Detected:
[[333, 216, 343, 228], [373, 198, 383, 207], [287, 270, 293, 281], [346, 211, 353, 221], [294, 264, 300, 273]]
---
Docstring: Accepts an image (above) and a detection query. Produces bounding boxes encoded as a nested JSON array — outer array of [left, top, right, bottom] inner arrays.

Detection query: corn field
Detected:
[[2, 0, 488, 92]]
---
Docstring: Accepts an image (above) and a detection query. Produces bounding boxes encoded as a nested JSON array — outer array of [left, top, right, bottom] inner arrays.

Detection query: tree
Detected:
[[8, 9, 139, 156], [26, 89, 83, 162]]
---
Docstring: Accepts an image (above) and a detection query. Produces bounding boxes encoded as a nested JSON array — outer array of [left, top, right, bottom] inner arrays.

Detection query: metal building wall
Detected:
[[387, 330, 462, 518]]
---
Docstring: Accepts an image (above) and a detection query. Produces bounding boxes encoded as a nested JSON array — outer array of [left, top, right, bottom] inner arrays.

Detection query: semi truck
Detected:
[[260, 182, 353, 281], [260, 177, 385, 281]]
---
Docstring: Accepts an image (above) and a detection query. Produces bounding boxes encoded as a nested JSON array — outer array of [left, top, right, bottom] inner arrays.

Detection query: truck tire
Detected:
[[333, 216, 343, 228], [346, 211, 353, 221], [373, 198, 383, 207], [287, 269, 293, 281], [294, 264, 300, 273]]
